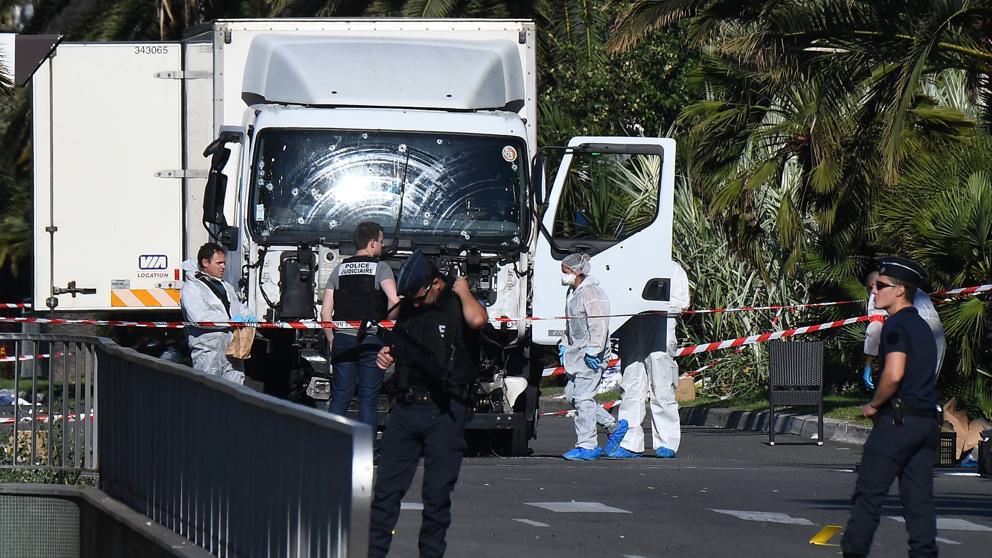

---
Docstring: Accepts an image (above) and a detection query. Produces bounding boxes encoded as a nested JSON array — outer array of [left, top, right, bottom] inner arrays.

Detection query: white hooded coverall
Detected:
[[617, 261, 690, 453], [865, 290, 946, 376], [180, 260, 247, 384], [562, 275, 617, 450]]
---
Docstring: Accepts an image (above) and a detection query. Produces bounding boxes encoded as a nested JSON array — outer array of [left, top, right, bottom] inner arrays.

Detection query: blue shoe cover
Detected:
[[656, 447, 676, 458], [605, 419, 628, 455], [562, 447, 601, 461], [606, 447, 642, 459]]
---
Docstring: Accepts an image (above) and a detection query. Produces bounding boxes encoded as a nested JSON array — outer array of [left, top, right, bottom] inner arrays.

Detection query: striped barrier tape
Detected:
[[541, 314, 872, 378], [0, 412, 92, 425], [0, 281, 987, 332], [0, 303, 31, 309], [935, 283, 992, 297], [672, 315, 870, 357], [0, 352, 64, 363], [541, 399, 620, 417]]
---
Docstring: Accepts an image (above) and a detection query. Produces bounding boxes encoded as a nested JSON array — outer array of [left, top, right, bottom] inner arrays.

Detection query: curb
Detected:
[[538, 397, 871, 445], [678, 406, 871, 445]]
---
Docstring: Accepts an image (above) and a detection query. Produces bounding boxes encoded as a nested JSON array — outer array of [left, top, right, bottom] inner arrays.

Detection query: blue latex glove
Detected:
[[862, 364, 875, 392], [584, 353, 603, 371], [557, 344, 567, 364]]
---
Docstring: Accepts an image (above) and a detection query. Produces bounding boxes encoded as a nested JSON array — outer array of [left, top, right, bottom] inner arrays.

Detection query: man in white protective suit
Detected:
[[180, 242, 255, 384], [608, 260, 690, 459], [862, 269, 946, 392], [559, 252, 628, 461]]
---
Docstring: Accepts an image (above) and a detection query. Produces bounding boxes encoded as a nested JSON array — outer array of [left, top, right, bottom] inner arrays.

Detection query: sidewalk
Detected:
[[539, 395, 871, 445]]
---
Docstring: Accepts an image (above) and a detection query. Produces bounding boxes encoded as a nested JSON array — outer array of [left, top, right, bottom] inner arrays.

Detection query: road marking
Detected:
[[526, 501, 632, 513], [887, 516, 992, 532], [512, 518, 549, 527], [936, 537, 962, 545], [809, 525, 842, 546], [940, 472, 980, 477], [401, 502, 424, 510], [710, 509, 814, 526]]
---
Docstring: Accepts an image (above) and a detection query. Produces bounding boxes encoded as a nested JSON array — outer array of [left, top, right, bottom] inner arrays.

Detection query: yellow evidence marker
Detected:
[[809, 525, 842, 547]]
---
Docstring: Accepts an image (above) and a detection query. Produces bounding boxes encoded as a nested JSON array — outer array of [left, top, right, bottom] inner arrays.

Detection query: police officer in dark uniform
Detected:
[[321, 221, 400, 426], [842, 256, 939, 558], [369, 250, 488, 558]]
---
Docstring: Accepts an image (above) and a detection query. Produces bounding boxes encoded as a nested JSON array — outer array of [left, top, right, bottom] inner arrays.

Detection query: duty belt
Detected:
[[396, 386, 435, 405], [879, 399, 940, 424]]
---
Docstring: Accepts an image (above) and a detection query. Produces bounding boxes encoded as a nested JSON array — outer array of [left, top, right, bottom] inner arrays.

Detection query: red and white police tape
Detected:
[[2, 280, 991, 325], [0, 352, 63, 363], [540, 314, 872, 378], [0, 303, 31, 309], [935, 283, 992, 297], [541, 399, 620, 417], [0, 412, 92, 425]]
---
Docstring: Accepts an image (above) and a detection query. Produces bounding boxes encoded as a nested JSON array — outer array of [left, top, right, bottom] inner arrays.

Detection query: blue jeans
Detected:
[[329, 333, 384, 426]]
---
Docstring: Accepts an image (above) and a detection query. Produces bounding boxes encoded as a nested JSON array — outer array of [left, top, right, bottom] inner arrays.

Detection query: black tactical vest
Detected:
[[397, 291, 479, 389], [332, 256, 388, 322]]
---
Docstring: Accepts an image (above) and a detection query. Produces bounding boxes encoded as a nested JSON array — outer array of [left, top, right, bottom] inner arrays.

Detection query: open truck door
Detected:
[[531, 136, 676, 345], [33, 43, 184, 311]]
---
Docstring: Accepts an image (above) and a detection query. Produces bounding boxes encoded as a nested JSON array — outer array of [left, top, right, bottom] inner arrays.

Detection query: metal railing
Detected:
[[2, 333, 373, 557], [0, 333, 98, 476]]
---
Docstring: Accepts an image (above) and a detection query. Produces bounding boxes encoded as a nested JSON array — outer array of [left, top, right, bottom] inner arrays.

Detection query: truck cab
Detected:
[[27, 19, 677, 454]]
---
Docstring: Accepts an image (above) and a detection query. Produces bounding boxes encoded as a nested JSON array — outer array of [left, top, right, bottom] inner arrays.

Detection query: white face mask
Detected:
[[561, 273, 576, 286]]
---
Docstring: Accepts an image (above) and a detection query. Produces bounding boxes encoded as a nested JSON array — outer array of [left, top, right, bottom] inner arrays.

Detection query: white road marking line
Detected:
[[525, 501, 632, 513], [940, 472, 980, 477], [401, 502, 424, 510], [512, 518, 549, 527], [936, 537, 962, 545], [887, 516, 992, 532], [709, 509, 814, 526]]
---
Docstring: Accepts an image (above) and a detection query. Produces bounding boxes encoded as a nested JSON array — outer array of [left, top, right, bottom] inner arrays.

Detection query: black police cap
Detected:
[[876, 256, 927, 288], [396, 249, 434, 297]]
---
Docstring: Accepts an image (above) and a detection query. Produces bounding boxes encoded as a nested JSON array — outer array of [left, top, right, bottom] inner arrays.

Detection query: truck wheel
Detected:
[[509, 422, 530, 456]]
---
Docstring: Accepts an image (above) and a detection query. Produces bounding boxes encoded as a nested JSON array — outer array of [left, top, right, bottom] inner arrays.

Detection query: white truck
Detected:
[[28, 19, 677, 453]]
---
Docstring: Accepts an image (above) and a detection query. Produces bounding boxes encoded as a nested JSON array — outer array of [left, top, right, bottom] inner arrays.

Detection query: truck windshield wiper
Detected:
[[389, 145, 411, 254]]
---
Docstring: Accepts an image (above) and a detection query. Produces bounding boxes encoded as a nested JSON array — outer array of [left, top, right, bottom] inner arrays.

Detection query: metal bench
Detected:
[[768, 340, 824, 446]]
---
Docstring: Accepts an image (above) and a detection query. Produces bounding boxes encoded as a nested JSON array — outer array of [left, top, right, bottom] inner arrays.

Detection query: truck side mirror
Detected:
[[530, 153, 547, 204], [203, 145, 232, 226], [202, 132, 242, 227]]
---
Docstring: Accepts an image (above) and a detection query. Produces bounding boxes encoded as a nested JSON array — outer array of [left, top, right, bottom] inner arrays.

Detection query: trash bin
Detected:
[[936, 431, 957, 468]]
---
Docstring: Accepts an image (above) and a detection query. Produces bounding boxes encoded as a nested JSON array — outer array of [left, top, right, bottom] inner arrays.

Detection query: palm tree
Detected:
[[608, 0, 992, 183]]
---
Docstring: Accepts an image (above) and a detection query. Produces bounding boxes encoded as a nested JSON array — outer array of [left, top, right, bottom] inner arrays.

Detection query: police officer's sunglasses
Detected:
[[873, 280, 897, 291]]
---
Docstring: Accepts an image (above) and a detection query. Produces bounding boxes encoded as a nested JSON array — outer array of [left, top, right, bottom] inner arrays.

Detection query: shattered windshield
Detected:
[[249, 129, 525, 248]]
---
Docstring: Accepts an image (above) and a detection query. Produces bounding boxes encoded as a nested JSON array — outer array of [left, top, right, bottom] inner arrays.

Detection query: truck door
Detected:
[[531, 137, 676, 344], [33, 43, 184, 311]]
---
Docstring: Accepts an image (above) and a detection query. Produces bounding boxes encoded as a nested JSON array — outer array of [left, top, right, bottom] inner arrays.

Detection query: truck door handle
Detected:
[[53, 281, 97, 297]]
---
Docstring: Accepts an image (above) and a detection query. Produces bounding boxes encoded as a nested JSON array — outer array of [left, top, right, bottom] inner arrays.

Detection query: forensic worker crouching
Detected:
[[842, 256, 940, 558], [180, 242, 257, 384], [368, 250, 487, 558]]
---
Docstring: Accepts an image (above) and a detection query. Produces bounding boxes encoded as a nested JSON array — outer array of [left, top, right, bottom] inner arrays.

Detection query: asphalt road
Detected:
[[384, 416, 992, 557]]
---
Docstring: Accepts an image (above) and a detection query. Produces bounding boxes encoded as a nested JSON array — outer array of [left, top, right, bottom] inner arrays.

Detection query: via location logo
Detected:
[[138, 254, 168, 270]]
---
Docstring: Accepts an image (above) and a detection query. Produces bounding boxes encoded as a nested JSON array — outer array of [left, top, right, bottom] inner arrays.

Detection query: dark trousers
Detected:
[[842, 414, 939, 557], [369, 399, 468, 558], [329, 333, 383, 426]]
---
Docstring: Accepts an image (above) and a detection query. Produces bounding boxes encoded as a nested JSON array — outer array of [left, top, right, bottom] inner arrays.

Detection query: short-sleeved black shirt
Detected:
[[395, 291, 479, 388], [879, 306, 938, 411]]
